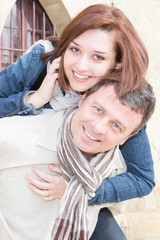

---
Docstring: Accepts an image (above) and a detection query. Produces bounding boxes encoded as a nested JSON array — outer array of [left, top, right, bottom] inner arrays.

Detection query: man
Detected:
[[0, 80, 155, 240]]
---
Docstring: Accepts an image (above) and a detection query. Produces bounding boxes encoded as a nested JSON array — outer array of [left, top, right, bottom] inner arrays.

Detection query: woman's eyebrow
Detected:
[[71, 40, 80, 46], [71, 40, 109, 56], [94, 50, 110, 56]]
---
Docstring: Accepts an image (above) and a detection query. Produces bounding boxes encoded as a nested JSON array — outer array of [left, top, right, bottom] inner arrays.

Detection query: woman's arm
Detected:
[[27, 57, 60, 109], [26, 126, 154, 204], [0, 43, 46, 117], [89, 125, 155, 204]]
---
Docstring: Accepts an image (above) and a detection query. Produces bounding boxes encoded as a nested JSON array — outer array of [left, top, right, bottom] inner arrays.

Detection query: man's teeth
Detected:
[[85, 129, 98, 141], [74, 72, 89, 79]]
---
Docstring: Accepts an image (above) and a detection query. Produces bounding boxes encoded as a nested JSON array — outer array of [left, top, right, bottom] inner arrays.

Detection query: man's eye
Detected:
[[96, 107, 102, 113], [113, 123, 120, 130], [94, 55, 104, 61]]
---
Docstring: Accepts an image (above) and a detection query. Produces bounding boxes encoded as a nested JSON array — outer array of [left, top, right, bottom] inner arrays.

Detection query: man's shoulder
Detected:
[[36, 109, 65, 151]]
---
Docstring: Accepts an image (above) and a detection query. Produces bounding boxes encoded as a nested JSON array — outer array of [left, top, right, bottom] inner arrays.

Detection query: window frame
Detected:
[[0, 0, 56, 70]]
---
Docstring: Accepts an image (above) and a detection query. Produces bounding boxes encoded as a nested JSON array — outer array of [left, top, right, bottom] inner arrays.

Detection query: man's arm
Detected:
[[89, 125, 155, 204]]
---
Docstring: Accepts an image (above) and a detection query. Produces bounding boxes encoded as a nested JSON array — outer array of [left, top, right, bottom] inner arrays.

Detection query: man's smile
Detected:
[[84, 127, 100, 141]]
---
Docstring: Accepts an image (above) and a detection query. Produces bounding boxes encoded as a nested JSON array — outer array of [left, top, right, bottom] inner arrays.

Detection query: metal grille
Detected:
[[0, 0, 56, 70]]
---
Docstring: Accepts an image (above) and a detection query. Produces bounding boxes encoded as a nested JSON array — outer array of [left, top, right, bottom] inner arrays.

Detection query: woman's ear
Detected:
[[115, 63, 122, 70]]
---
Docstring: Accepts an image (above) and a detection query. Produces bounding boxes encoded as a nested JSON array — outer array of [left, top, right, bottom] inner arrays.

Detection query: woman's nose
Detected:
[[76, 55, 89, 72]]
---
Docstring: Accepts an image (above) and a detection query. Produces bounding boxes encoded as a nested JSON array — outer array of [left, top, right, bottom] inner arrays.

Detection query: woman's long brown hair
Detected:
[[41, 4, 148, 95]]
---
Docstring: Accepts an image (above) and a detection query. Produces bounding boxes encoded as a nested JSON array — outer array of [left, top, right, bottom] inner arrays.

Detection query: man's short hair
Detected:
[[85, 79, 156, 133]]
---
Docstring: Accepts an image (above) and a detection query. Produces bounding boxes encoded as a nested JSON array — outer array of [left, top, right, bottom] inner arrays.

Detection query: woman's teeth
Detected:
[[74, 72, 89, 79]]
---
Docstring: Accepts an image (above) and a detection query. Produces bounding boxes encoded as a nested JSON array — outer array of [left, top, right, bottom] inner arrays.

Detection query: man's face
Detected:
[[71, 85, 143, 156]]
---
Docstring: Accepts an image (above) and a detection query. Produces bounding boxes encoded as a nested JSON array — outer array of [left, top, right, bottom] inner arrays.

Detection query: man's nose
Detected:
[[92, 119, 107, 134]]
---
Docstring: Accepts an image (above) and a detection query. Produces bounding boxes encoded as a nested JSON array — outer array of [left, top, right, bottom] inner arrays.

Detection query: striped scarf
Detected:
[[51, 106, 118, 240]]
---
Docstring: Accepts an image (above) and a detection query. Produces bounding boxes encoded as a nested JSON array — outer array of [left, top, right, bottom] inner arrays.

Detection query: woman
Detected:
[[0, 4, 148, 116], [0, 4, 154, 239]]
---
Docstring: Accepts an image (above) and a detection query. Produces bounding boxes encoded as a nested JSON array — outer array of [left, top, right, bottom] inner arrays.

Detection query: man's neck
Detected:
[[83, 153, 96, 161]]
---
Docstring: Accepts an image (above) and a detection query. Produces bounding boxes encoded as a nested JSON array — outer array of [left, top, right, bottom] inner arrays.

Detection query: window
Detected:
[[0, 0, 56, 70]]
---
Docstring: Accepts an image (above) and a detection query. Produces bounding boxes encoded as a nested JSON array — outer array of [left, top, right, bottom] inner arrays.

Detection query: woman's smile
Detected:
[[72, 70, 91, 82]]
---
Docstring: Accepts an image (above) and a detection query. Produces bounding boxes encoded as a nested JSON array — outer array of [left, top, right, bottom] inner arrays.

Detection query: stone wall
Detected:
[[113, 1, 160, 239], [39, 0, 71, 35], [0, 0, 15, 36]]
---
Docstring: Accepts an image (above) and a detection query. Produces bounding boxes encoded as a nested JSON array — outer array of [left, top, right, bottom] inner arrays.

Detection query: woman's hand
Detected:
[[27, 57, 61, 109], [25, 164, 66, 202]]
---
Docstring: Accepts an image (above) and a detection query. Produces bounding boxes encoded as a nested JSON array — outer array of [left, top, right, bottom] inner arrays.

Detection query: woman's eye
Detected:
[[94, 55, 104, 61], [70, 47, 79, 53]]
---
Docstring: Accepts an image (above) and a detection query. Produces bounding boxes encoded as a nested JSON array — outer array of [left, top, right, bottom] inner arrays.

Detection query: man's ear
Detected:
[[119, 132, 138, 145], [78, 91, 87, 107]]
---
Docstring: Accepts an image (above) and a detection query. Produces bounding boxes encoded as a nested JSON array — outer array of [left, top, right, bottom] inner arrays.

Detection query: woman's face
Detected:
[[64, 28, 116, 92]]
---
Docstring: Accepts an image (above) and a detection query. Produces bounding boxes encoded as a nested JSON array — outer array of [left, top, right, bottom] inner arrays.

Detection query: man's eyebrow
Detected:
[[71, 40, 110, 56]]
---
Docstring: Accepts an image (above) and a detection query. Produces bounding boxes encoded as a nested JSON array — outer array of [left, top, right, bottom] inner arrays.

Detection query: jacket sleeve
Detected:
[[89, 125, 155, 205], [0, 44, 46, 117]]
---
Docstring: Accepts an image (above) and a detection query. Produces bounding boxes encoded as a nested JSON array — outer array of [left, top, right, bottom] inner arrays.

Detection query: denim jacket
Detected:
[[0, 41, 49, 117], [0, 41, 155, 204]]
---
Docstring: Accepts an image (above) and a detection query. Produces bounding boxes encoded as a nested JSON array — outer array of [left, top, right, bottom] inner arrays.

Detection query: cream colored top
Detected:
[[0, 109, 126, 240]]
